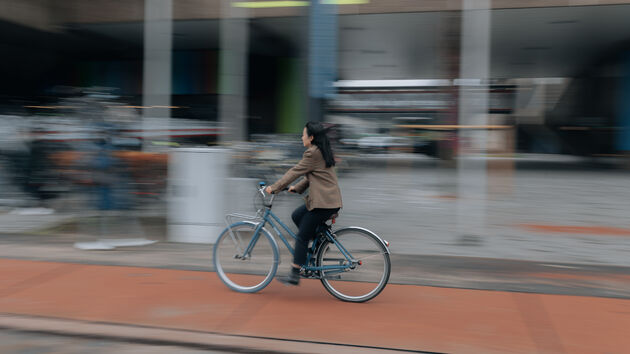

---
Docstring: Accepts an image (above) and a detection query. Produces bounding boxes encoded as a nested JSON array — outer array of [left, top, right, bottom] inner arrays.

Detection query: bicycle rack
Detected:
[[224, 211, 263, 227]]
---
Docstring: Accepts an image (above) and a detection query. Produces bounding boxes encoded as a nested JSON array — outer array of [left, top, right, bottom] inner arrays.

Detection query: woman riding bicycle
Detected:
[[265, 121, 342, 285]]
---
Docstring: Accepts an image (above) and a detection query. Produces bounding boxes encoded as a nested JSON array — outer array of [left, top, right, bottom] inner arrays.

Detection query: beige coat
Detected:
[[270, 146, 342, 211]]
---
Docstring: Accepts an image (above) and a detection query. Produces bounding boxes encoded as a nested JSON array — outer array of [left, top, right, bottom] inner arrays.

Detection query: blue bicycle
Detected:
[[213, 182, 391, 302]]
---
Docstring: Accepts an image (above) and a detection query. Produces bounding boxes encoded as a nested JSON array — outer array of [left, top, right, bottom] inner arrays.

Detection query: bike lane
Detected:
[[0, 258, 628, 353]]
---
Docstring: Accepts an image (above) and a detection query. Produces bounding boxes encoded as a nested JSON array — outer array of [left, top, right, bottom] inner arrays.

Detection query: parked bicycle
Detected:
[[213, 182, 391, 302]]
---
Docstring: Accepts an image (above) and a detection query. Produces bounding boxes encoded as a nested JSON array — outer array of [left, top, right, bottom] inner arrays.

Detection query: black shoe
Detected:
[[277, 268, 300, 286]]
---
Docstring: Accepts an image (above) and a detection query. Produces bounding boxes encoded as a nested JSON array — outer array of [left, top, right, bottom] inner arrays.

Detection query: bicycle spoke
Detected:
[[213, 223, 278, 293], [352, 252, 386, 261], [317, 228, 390, 302]]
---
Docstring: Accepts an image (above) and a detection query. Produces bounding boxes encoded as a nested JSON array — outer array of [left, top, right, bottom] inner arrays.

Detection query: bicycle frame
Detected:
[[237, 204, 357, 275]]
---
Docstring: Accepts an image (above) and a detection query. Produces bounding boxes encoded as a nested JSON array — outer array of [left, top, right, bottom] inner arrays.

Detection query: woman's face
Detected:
[[301, 127, 313, 147]]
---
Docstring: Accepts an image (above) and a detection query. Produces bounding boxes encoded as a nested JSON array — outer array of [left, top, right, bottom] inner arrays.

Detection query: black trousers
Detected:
[[291, 204, 340, 267]]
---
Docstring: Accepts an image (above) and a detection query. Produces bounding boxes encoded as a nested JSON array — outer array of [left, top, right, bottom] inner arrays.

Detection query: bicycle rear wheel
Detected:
[[317, 227, 390, 302], [213, 222, 279, 293]]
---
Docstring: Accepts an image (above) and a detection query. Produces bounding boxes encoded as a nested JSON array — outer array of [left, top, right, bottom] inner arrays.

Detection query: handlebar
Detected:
[[257, 183, 293, 207]]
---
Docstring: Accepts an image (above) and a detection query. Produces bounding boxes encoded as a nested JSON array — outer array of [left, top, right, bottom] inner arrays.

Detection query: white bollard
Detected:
[[168, 148, 227, 243]]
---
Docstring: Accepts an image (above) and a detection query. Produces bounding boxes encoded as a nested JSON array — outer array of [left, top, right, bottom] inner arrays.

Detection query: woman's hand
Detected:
[[288, 186, 297, 193], [265, 186, 273, 194]]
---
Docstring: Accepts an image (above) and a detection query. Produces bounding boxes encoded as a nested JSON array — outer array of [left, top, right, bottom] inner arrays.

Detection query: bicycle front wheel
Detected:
[[213, 222, 279, 293], [317, 227, 390, 302]]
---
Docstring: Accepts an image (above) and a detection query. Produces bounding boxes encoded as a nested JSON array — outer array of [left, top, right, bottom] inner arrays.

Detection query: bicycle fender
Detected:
[[333, 226, 391, 254]]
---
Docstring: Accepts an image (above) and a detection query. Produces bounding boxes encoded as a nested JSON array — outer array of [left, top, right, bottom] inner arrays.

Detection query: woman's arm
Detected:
[[268, 149, 316, 193], [291, 178, 309, 194]]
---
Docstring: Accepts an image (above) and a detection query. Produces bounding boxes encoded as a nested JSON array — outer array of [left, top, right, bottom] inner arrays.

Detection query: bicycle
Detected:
[[213, 182, 391, 302]]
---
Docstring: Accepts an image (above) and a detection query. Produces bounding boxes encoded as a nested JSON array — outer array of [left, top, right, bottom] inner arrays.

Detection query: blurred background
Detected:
[[1, 0, 629, 259], [1, 0, 630, 352]]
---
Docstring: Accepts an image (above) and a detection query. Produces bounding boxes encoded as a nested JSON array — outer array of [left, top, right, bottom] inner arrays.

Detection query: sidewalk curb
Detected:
[[0, 313, 432, 354]]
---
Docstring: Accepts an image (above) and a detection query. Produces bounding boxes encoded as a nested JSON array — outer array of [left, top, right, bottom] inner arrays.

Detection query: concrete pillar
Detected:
[[219, 0, 249, 143], [456, 0, 491, 243], [142, 0, 173, 150]]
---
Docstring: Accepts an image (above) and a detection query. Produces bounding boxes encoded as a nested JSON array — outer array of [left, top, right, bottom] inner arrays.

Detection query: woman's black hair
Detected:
[[305, 121, 335, 168]]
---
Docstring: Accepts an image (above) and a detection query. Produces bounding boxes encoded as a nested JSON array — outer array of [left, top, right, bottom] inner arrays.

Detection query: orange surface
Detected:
[[50, 151, 168, 166], [0, 259, 628, 353], [520, 224, 630, 236]]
